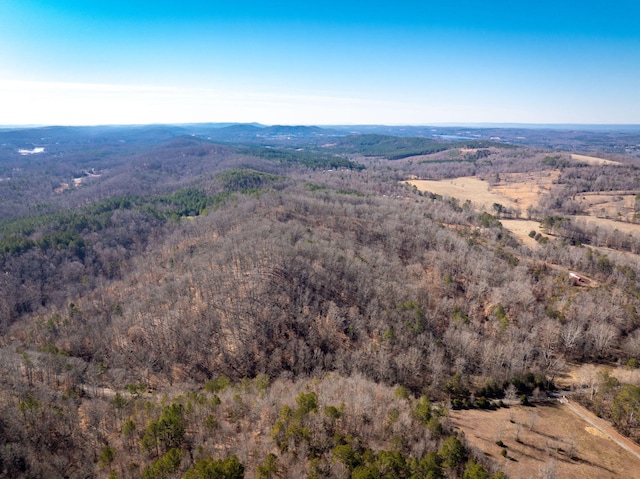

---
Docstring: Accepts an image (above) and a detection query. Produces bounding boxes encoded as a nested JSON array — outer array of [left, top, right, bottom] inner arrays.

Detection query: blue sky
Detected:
[[1, 1, 639, 125]]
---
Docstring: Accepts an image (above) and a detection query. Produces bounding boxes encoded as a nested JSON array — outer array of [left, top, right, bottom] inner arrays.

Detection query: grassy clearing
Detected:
[[491, 171, 560, 212], [449, 403, 640, 479], [407, 172, 559, 213], [406, 173, 559, 247], [558, 363, 640, 390], [571, 154, 621, 166], [500, 220, 546, 247], [406, 171, 640, 258], [407, 177, 517, 210], [574, 193, 638, 222], [573, 215, 640, 235]]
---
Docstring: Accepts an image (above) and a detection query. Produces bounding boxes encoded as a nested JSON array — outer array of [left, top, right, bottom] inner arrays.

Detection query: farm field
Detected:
[[449, 403, 640, 479], [570, 154, 621, 166], [406, 177, 518, 210], [401, 146, 502, 163], [406, 174, 561, 248], [575, 193, 638, 221], [572, 215, 640, 236], [500, 219, 545, 247], [491, 171, 559, 212], [407, 171, 558, 213], [407, 171, 640, 256], [502, 218, 640, 266]]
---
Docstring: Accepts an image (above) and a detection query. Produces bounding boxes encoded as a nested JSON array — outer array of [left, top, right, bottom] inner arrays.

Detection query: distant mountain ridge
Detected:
[[202, 124, 343, 143], [1, 122, 639, 154]]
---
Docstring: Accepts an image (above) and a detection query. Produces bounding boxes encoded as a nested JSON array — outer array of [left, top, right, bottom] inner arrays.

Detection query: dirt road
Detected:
[[559, 396, 640, 462]]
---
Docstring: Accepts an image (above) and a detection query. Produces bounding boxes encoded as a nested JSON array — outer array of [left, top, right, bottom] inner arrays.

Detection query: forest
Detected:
[[1, 124, 640, 478]]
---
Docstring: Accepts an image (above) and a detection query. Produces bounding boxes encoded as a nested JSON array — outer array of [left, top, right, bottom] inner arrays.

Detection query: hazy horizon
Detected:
[[1, 1, 639, 126], [3, 122, 640, 132]]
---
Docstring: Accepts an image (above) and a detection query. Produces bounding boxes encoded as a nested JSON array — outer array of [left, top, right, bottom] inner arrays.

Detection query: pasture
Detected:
[[449, 403, 640, 479], [570, 154, 621, 166]]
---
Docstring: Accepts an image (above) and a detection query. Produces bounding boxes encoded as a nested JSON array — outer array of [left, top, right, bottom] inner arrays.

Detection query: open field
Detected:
[[501, 218, 640, 266], [400, 151, 455, 162], [575, 192, 637, 221], [407, 177, 518, 210], [407, 173, 640, 238], [571, 154, 622, 166], [449, 402, 640, 479], [407, 171, 559, 213], [500, 219, 545, 248], [491, 171, 560, 212], [407, 172, 640, 259], [558, 363, 640, 390], [572, 214, 640, 236], [406, 173, 562, 248], [401, 147, 501, 163]]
